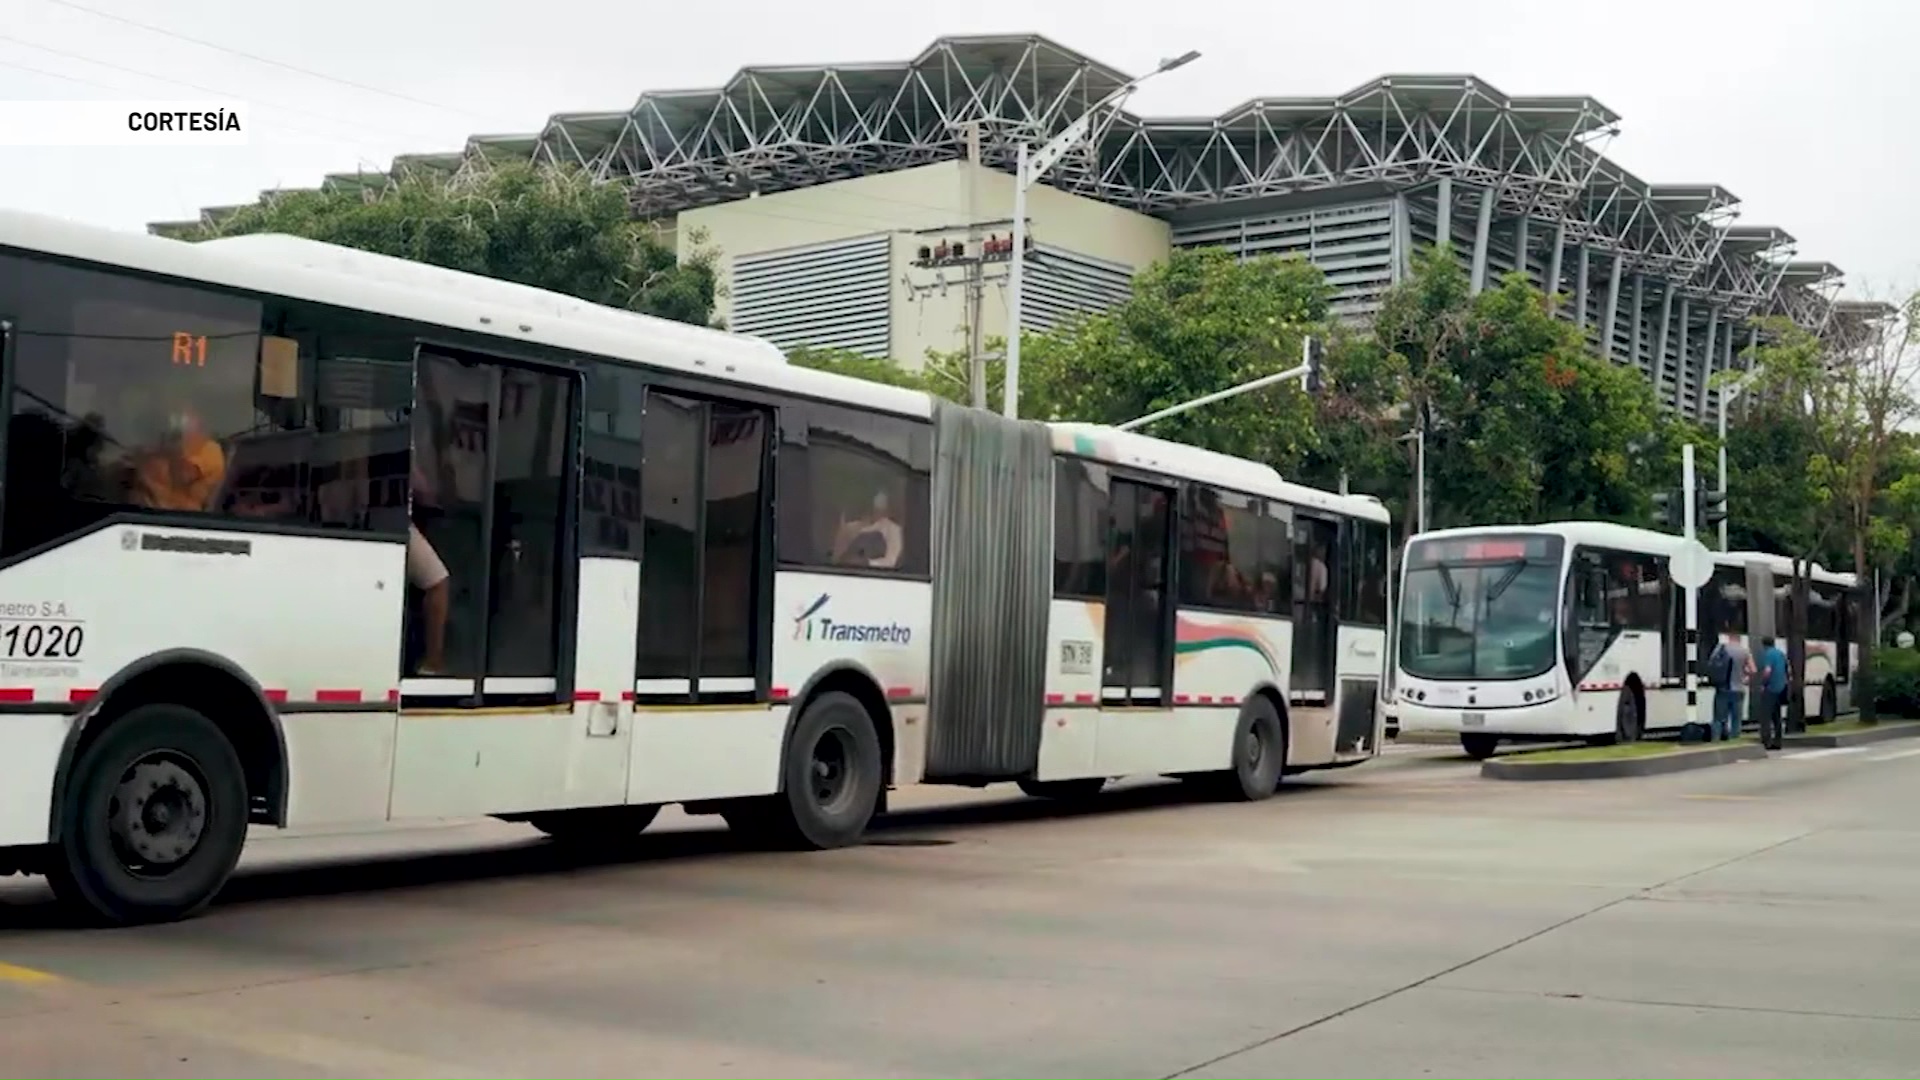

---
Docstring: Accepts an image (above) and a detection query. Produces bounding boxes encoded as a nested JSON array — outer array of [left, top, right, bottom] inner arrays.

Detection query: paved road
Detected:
[[4, 738, 1920, 1078]]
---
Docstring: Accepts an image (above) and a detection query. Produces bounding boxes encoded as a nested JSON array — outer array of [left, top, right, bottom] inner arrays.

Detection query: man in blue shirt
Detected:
[[1756, 635, 1790, 750]]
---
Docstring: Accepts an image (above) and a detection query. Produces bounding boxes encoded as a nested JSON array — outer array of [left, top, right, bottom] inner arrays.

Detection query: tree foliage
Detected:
[[1019, 247, 1328, 472], [1370, 247, 1674, 535], [180, 163, 721, 326]]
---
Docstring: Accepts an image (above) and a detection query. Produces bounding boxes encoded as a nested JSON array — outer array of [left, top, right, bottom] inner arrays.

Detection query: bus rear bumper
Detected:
[[0, 714, 68, 847], [1395, 698, 1590, 738]]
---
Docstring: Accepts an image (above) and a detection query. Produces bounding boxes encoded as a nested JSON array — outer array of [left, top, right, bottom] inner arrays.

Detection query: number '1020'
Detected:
[[1, 623, 83, 658]]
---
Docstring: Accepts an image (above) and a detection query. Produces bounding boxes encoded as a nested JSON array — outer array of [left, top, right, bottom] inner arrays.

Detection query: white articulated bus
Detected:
[[0, 209, 1390, 924], [1394, 522, 1861, 758]]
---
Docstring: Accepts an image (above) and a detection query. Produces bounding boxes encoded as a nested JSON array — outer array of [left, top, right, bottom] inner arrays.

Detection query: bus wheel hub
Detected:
[[112, 758, 207, 869]]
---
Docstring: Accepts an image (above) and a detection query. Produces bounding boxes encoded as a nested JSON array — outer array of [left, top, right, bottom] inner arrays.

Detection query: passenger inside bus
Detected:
[[131, 402, 226, 512], [831, 491, 902, 569], [407, 457, 452, 676]]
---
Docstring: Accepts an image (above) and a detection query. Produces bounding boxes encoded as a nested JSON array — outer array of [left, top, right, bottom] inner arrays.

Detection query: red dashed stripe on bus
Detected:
[[885, 686, 913, 700], [770, 686, 791, 702], [1579, 682, 1624, 692], [574, 690, 602, 702], [314, 689, 363, 704]]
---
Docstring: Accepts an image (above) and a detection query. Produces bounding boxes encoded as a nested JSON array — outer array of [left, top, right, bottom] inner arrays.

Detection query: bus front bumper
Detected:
[[1394, 696, 1587, 738]]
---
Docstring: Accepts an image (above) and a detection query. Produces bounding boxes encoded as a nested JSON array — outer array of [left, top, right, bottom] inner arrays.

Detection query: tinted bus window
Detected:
[[1, 255, 261, 556]]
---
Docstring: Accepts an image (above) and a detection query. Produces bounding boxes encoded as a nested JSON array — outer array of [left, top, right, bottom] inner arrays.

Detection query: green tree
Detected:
[[1371, 247, 1669, 536], [786, 346, 931, 391], [1731, 304, 1920, 722], [180, 164, 721, 326], [1019, 247, 1330, 472]]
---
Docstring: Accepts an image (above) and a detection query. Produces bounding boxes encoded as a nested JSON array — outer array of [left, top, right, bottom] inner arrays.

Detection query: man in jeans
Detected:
[[1756, 635, 1791, 750], [1707, 634, 1755, 741]]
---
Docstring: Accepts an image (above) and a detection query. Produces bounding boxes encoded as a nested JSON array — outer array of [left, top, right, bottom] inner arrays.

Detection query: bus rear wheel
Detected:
[[47, 703, 249, 926], [731, 691, 882, 850], [1211, 697, 1285, 802]]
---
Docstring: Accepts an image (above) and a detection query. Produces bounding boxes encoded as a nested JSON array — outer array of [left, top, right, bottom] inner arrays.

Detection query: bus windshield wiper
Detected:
[[1484, 559, 1527, 605], [1436, 564, 1462, 609]]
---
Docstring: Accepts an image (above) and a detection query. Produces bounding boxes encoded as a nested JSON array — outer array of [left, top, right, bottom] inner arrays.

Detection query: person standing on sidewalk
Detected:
[[1707, 633, 1755, 741], [1756, 635, 1790, 750]]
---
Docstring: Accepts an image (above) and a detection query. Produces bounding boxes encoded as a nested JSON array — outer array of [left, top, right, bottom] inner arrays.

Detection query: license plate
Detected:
[[1461, 712, 1486, 727]]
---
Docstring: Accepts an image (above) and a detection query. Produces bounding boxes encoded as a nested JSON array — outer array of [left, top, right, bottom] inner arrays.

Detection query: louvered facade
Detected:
[[729, 234, 893, 358]]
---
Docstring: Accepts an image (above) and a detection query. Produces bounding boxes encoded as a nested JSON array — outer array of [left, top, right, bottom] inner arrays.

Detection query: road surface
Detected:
[[3, 739, 1919, 1078]]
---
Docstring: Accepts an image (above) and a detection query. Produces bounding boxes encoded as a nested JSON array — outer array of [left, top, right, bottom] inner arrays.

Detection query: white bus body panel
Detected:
[[0, 523, 404, 844], [1036, 602, 1283, 781], [1035, 601, 1385, 781]]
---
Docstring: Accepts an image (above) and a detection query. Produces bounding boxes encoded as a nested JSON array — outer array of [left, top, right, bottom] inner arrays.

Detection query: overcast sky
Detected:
[[2, 0, 1914, 296]]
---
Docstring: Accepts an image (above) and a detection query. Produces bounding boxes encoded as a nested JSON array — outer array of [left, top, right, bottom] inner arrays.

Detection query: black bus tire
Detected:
[[767, 691, 883, 850], [47, 703, 248, 926]]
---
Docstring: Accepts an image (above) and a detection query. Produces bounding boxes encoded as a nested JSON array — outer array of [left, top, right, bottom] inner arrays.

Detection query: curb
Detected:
[[1781, 721, 1920, 749], [1481, 742, 1768, 781]]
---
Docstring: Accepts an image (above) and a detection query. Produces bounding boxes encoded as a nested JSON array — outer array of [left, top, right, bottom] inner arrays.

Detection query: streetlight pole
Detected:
[[1003, 49, 1201, 420], [1396, 425, 1427, 534]]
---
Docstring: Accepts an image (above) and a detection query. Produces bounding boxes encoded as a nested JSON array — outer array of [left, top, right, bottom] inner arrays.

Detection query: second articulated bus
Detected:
[[1393, 521, 1859, 758]]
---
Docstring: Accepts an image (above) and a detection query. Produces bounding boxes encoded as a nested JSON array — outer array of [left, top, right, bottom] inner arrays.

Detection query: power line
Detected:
[[36, 0, 487, 121]]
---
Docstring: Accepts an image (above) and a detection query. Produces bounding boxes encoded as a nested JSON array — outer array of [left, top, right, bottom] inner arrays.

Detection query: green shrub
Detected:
[[1870, 647, 1920, 718]]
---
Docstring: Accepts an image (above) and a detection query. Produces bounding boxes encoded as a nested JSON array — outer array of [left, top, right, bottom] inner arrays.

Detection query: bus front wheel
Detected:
[[47, 703, 249, 926], [1459, 732, 1500, 760], [1612, 688, 1643, 744]]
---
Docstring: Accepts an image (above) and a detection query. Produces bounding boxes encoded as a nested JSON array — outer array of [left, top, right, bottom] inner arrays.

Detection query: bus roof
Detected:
[[1, 208, 916, 416], [1410, 522, 1857, 584], [1050, 423, 1390, 524]]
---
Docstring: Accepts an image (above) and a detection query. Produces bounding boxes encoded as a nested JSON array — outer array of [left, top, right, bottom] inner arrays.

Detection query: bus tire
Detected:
[[1459, 732, 1500, 760], [764, 690, 883, 850], [1215, 696, 1286, 802], [1611, 686, 1643, 745], [1017, 777, 1106, 801], [46, 703, 248, 926], [522, 805, 660, 844]]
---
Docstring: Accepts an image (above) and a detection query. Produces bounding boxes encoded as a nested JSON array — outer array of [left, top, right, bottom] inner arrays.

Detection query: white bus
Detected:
[[1394, 522, 1861, 758], [0, 209, 1390, 924]]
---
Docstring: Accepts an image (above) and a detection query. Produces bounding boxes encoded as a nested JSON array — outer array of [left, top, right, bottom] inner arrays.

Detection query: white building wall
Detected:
[[677, 162, 1170, 369]]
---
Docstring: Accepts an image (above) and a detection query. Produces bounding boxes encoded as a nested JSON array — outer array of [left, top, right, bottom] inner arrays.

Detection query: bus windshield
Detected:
[[1398, 534, 1564, 681]]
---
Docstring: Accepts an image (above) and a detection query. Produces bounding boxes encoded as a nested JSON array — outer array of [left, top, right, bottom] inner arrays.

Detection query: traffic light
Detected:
[[1303, 336, 1325, 396], [1652, 490, 1681, 529], [1700, 488, 1728, 527]]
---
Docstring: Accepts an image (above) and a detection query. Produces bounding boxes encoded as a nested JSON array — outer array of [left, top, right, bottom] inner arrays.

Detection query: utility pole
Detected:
[[963, 122, 987, 409], [905, 215, 1022, 408]]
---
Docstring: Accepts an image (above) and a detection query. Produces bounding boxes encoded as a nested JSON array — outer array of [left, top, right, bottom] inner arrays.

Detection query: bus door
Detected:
[[401, 348, 579, 706], [1291, 514, 1338, 700], [1101, 478, 1174, 707]]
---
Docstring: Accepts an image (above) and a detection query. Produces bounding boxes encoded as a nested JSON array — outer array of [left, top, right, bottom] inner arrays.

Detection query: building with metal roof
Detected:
[[153, 34, 1881, 420]]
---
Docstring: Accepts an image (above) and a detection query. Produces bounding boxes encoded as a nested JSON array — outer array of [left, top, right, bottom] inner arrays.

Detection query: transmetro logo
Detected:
[[792, 593, 830, 640], [790, 592, 912, 646]]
